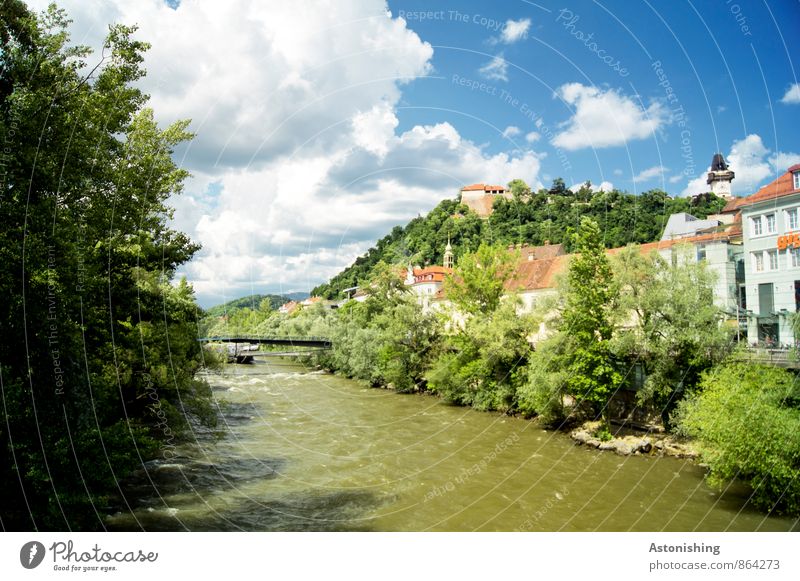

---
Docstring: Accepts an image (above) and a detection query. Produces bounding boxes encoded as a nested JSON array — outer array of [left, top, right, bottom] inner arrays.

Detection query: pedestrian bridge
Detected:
[[199, 335, 332, 363], [199, 335, 332, 348]]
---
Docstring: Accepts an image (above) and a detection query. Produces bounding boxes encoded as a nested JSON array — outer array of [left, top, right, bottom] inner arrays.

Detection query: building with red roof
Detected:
[[735, 163, 800, 345], [459, 183, 511, 218]]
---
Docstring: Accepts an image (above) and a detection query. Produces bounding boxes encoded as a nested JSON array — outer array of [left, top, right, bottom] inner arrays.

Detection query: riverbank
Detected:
[[570, 421, 698, 459], [313, 361, 702, 461]]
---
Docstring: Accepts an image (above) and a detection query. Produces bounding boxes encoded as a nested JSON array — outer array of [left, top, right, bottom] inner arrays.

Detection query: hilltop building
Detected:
[[459, 183, 511, 218]]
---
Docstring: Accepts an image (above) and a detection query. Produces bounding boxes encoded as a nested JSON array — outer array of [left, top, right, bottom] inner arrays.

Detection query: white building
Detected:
[[737, 164, 800, 345]]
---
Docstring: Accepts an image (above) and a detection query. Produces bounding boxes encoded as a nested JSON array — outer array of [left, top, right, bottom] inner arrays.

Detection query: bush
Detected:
[[674, 362, 800, 515]]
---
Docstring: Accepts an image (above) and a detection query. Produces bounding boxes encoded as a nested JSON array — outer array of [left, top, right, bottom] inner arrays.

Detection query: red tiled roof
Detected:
[[735, 170, 800, 208], [721, 196, 748, 213], [461, 183, 506, 192], [515, 243, 566, 261], [506, 255, 569, 291], [401, 266, 453, 285]]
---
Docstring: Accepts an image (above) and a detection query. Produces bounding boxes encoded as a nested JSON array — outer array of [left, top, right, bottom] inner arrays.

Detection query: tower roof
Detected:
[[711, 153, 728, 172]]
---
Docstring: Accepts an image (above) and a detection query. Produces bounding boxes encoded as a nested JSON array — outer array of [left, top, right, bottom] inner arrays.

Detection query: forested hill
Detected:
[[312, 179, 727, 299], [203, 293, 292, 318]]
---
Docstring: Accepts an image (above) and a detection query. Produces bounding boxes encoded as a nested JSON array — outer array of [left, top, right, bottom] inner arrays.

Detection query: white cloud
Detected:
[[28, 0, 550, 305], [716, 105, 727, 114], [570, 180, 613, 193], [771, 151, 800, 172], [525, 131, 540, 143], [479, 54, 509, 82], [780, 83, 800, 105], [502, 125, 521, 139], [26, 0, 434, 171], [351, 102, 399, 159], [552, 83, 668, 150], [632, 165, 667, 183], [668, 174, 683, 184], [499, 18, 531, 44], [680, 135, 796, 197], [613, 168, 623, 176]]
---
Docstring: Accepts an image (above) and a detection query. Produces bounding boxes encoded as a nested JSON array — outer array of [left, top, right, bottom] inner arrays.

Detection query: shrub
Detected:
[[674, 362, 800, 515]]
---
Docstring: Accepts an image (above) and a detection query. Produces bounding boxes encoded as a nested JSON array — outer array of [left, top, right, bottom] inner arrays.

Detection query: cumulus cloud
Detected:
[[780, 83, 800, 105], [680, 135, 796, 197], [525, 131, 540, 143], [570, 180, 613, 193], [552, 83, 668, 150], [771, 151, 800, 172], [27, 0, 433, 171], [499, 18, 531, 44], [632, 165, 667, 183], [479, 54, 509, 82], [502, 125, 521, 138], [27, 0, 550, 306]]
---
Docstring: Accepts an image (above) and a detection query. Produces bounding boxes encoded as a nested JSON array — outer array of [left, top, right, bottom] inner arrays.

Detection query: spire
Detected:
[[443, 236, 454, 269]]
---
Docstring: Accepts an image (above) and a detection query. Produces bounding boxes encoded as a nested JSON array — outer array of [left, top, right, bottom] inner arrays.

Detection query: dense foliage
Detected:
[[0, 4, 213, 530], [203, 293, 290, 318], [519, 224, 733, 426], [312, 181, 726, 300], [427, 244, 533, 411], [675, 363, 800, 515]]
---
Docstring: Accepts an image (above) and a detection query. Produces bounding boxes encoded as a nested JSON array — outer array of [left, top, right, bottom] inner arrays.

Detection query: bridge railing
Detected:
[[732, 348, 800, 368], [198, 335, 332, 343]]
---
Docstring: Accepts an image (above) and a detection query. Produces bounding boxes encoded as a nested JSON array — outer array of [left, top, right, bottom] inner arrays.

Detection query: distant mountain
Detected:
[[203, 294, 289, 317], [282, 291, 310, 301]]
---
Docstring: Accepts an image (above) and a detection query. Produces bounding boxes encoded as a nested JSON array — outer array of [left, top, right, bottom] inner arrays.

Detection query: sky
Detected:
[[25, 0, 800, 307]]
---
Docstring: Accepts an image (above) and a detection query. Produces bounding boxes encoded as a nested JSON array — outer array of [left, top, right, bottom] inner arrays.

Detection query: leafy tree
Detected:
[[0, 4, 212, 529], [427, 299, 533, 411], [611, 245, 733, 425], [444, 243, 518, 316], [559, 218, 622, 419], [675, 362, 800, 515]]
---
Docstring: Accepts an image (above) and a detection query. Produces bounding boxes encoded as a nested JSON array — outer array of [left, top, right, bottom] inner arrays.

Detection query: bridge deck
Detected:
[[199, 336, 332, 348]]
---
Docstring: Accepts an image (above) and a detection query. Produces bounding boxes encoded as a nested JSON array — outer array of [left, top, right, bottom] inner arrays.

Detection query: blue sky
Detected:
[[31, 0, 800, 306], [390, 0, 799, 194]]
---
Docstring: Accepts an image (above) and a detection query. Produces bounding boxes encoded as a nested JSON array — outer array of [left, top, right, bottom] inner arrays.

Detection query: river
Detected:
[[107, 360, 799, 531]]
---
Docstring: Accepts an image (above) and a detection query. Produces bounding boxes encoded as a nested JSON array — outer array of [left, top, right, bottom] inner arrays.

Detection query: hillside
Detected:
[[312, 179, 726, 299], [203, 294, 290, 318]]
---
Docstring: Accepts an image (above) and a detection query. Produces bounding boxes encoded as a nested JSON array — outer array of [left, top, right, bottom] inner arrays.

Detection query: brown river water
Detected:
[[107, 360, 799, 531]]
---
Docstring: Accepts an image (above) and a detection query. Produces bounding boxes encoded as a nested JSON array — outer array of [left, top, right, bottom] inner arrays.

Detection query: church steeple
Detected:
[[443, 237, 454, 269]]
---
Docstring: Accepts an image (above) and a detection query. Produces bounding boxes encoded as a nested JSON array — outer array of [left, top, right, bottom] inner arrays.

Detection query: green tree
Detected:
[[675, 362, 800, 515], [444, 243, 518, 316], [560, 218, 622, 419], [611, 245, 733, 425], [426, 299, 533, 411], [0, 4, 212, 529]]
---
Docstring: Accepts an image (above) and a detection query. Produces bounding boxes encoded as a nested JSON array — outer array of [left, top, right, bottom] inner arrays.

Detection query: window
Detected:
[[788, 208, 799, 231], [753, 251, 764, 272], [759, 283, 774, 316], [766, 214, 776, 233], [768, 250, 778, 270], [752, 216, 763, 236], [697, 245, 706, 262], [794, 171, 800, 191], [792, 248, 800, 268], [795, 281, 800, 312]]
